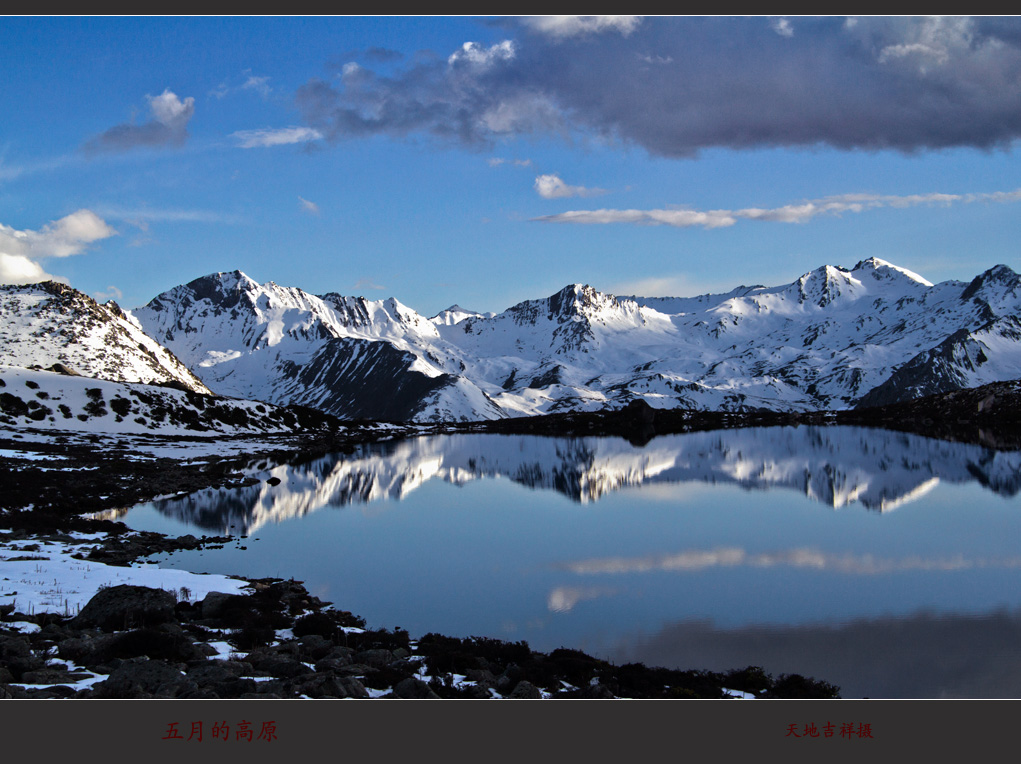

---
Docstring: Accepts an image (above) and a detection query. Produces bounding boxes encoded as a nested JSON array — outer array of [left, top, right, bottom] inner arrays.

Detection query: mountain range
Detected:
[[2, 257, 1020, 424]]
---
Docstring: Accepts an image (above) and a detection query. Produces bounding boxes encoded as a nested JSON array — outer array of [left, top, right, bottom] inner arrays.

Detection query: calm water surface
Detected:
[[118, 426, 1021, 698]]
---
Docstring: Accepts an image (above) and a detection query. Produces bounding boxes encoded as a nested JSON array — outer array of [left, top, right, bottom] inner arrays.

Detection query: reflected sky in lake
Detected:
[[118, 426, 1021, 697]]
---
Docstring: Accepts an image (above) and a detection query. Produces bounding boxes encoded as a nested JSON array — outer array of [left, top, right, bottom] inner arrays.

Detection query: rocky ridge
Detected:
[[0, 281, 210, 394]]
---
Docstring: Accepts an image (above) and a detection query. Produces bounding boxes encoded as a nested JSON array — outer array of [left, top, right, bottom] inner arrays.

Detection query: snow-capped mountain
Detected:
[[132, 270, 505, 421], [131, 258, 1021, 422], [0, 281, 210, 393], [0, 281, 345, 436]]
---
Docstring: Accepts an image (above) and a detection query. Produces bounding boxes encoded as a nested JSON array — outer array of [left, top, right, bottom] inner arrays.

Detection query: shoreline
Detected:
[[0, 524, 838, 700], [1, 421, 847, 700]]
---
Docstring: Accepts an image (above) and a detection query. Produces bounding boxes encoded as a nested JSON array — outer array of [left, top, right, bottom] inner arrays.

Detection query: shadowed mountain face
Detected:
[[131, 259, 1021, 422], [133, 427, 1021, 536]]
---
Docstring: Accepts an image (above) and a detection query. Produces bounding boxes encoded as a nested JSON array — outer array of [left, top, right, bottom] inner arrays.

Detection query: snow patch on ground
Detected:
[[0, 531, 250, 617]]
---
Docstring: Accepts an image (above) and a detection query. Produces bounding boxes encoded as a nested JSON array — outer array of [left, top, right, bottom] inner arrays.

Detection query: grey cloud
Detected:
[[296, 40, 562, 147], [363, 47, 404, 63], [295, 17, 1021, 156], [83, 90, 195, 155]]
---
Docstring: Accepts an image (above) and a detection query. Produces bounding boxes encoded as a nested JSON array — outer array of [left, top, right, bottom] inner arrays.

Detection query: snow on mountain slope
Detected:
[[0, 365, 338, 436], [857, 315, 1021, 407], [0, 281, 210, 394], [131, 258, 1021, 422], [133, 272, 498, 422]]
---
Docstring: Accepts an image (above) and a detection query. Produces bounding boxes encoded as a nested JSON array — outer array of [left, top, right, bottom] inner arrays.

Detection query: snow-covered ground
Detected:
[[0, 365, 345, 436], [0, 530, 251, 618]]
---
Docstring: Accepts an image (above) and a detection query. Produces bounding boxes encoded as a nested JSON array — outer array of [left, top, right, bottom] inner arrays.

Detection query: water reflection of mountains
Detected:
[[150, 427, 1021, 535]]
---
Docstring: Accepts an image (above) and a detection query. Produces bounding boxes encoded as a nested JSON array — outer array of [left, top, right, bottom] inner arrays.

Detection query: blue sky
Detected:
[[1, 16, 1020, 316]]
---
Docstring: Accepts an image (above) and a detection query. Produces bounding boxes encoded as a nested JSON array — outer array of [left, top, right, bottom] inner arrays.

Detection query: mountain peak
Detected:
[[430, 304, 488, 326], [851, 257, 933, 287], [191, 269, 258, 292], [960, 264, 1020, 301], [152, 270, 261, 310], [547, 283, 613, 316]]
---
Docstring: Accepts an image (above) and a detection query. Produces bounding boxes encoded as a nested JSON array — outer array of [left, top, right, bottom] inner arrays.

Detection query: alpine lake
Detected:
[[116, 425, 1021, 699]]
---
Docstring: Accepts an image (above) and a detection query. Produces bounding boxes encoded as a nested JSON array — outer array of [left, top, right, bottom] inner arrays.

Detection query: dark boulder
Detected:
[[71, 585, 177, 631], [92, 658, 193, 699], [509, 680, 543, 699], [392, 677, 441, 699]]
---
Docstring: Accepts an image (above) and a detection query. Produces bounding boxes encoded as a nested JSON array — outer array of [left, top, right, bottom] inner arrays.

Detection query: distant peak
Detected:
[[853, 256, 891, 269], [435, 304, 481, 317], [178, 270, 260, 306], [550, 283, 601, 301], [186, 269, 253, 287], [547, 283, 605, 314], [960, 264, 1020, 301], [851, 257, 933, 286], [985, 263, 1019, 280]]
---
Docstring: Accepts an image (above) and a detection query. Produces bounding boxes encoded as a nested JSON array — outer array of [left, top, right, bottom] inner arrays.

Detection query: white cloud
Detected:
[[241, 75, 272, 99], [523, 16, 642, 38], [231, 126, 324, 149], [95, 206, 243, 226], [0, 253, 59, 285], [876, 16, 973, 69], [492, 156, 539, 167], [209, 72, 272, 101], [209, 82, 230, 100], [637, 53, 673, 65], [0, 153, 76, 184], [538, 207, 735, 227], [299, 196, 320, 215], [534, 173, 606, 199], [489, 157, 534, 168], [534, 188, 1018, 229], [354, 278, 385, 291], [447, 40, 516, 69], [147, 89, 194, 129], [770, 17, 794, 38], [0, 210, 116, 285]]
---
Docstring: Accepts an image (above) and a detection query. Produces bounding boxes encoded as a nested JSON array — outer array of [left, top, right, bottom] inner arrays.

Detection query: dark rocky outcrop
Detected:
[[71, 585, 177, 631]]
